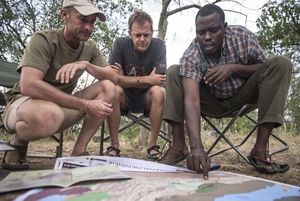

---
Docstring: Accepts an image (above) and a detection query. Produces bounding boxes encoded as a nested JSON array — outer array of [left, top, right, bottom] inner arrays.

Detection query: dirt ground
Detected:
[[1, 135, 299, 185], [0, 133, 299, 200]]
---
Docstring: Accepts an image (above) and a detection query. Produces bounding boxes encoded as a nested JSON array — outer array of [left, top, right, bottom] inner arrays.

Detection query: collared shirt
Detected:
[[179, 25, 268, 99]]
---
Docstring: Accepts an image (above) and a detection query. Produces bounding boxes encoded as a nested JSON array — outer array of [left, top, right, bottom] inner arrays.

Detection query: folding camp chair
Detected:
[[98, 113, 172, 155], [0, 59, 63, 158], [202, 104, 289, 164]]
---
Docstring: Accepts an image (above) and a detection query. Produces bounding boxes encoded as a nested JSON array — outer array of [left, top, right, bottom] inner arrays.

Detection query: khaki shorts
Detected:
[[2, 96, 31, 133], [122, 89, 149, 116]]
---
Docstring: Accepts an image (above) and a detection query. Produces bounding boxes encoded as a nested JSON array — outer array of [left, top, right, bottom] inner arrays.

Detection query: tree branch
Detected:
[[167, 4, 201, 16]]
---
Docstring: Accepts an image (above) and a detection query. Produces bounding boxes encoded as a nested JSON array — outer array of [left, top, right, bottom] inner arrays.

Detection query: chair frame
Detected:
[[202, 104, 289, 164], [99, 113, 172, 155]]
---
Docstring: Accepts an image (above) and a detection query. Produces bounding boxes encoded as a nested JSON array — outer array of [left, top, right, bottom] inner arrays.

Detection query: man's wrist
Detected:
[[84, 61, 92, 72], [81, 99, 89, 113], [189, 142, 204, 152], [116, 75, 120, 85]]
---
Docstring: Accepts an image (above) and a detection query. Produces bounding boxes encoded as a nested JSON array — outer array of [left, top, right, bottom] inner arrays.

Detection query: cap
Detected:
[[62, 0, 106, 21]]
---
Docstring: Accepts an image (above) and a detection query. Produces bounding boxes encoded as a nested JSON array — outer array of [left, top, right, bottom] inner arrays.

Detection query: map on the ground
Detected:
[[13, 170, 300, 201], [0, 164, 130, 194]]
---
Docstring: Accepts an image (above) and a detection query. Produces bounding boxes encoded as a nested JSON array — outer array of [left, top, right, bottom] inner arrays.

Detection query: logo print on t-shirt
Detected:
[[126, 64, 146, 76], [128, 67, 137, 76]]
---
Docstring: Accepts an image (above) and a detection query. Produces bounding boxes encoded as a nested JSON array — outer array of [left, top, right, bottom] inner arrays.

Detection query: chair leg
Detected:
[[98, 113, 172, 156], [57, 130, 63, 157], [126, 114, 172, 152], [99, 121, 105, 155], [269, 133, 289, 155], [204, 116, 251, 164], [204, 107, 289, 164], [50, 130, 64, 158], [25, 131, 64, 158], [204, 105, 256, 164], [127, 114, 171, 143]]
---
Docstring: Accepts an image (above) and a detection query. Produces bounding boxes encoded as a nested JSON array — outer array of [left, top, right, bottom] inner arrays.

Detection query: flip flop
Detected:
[[104, 146, 121, 157], [247, 154, 289, 174], [1, 144, 29, 170], [146, 145, 162, 160]]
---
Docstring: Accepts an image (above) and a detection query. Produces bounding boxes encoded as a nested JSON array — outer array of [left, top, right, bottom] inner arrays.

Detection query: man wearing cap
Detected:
[[1, 0, 118, 170]]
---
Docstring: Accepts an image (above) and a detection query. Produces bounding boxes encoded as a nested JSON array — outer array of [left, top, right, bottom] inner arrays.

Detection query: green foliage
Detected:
[[92, 0, 136, 55], [0, 0, 32, 61], [285, 75, 300, 132], [256, 0, 300, 134], [39, 1, 63, 30], [256, 0, 300, 54], [0, 0, 136, 62]]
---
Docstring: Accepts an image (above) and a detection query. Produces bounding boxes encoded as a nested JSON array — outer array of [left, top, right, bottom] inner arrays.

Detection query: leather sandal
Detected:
[[1, 144, 29, 170], [247, 153, 289, 174], [158, 147, 188, 165], [104, 146, 120, 157], [146, 145, 162, 160]]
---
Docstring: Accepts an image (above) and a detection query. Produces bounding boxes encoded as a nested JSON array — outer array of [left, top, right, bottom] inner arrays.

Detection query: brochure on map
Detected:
[[0, 164, 130, 194], [54, 156, 194, 172], [54, 156, 219, 172], [0, 141, 15, 151]]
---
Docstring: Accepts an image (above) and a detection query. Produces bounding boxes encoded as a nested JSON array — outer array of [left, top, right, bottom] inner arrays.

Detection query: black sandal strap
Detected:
[[147, 145, 161, 155], [105, 146, 121, 157]]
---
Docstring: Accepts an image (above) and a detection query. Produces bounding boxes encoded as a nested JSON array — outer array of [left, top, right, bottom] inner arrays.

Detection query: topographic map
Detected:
[[14, 170, 300, 201]]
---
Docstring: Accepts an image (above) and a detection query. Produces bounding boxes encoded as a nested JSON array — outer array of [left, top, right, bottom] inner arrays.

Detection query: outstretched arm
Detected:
[[183, 77, 210, 180]]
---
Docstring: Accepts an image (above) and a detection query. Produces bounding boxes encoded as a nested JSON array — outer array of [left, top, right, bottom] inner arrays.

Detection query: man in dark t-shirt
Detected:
[[106, 10, 166, 159]]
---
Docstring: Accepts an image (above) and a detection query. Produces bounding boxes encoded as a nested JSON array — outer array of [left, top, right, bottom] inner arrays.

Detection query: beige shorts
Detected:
[[2, 96, 31, 133]]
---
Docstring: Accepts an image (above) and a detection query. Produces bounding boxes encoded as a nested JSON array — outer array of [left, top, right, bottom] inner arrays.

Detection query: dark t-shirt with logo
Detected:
[[108, 37, 166, 94]]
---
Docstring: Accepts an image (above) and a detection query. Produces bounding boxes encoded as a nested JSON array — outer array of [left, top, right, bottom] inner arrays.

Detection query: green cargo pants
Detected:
[[163, 56, 292, 128]]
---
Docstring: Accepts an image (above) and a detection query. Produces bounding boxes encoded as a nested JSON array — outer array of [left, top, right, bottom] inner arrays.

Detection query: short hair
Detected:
[[195, 4, 225, 23], [128, 9, 153, 32]]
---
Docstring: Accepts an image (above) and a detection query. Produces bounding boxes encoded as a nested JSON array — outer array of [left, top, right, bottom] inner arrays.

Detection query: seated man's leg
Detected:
[[2, 96, 80, 169], [228, 56, 292, 173], [161, 65, 235, 165], [248, 56, 292, 173], [2, 79, 116, 169], [105, 85, 125, 156], [71, 79, 117, 156], [159, 65, 188, 164], [145, 85, 165, 159]]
